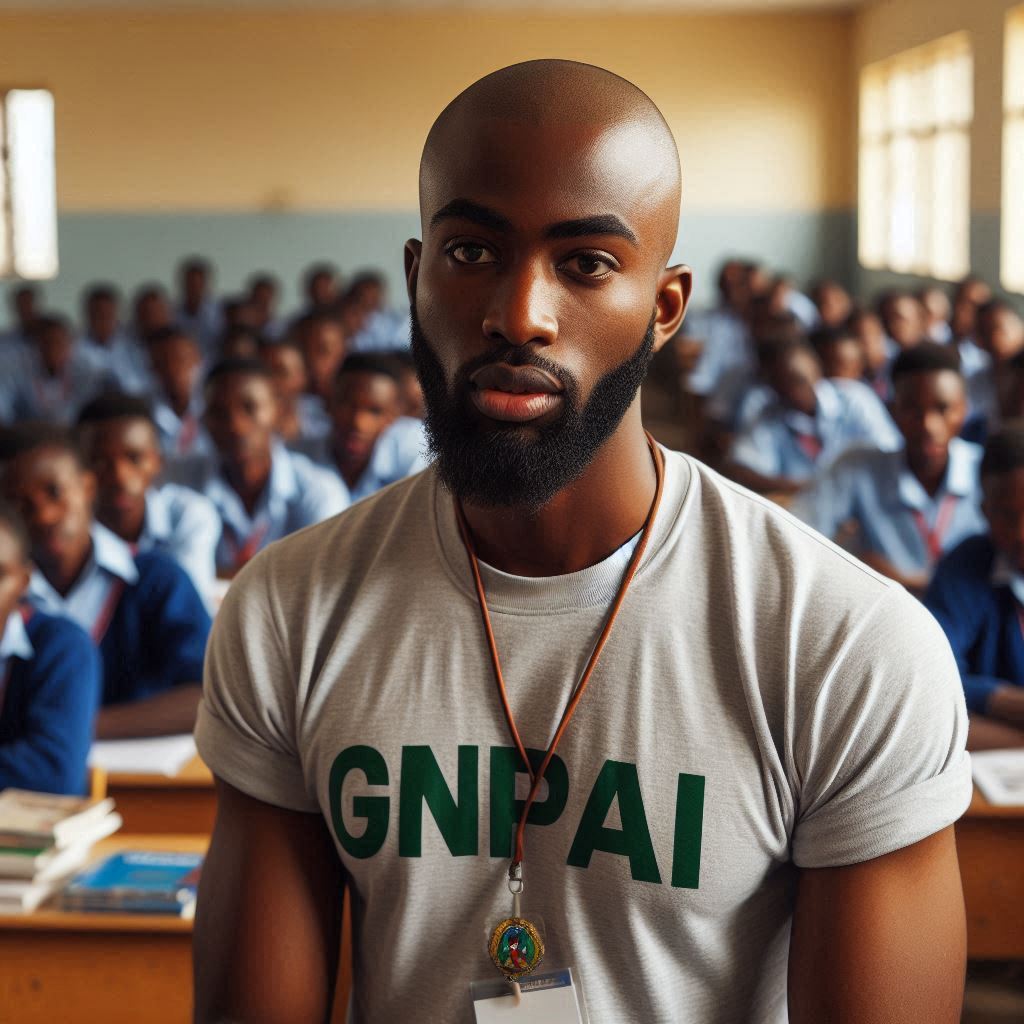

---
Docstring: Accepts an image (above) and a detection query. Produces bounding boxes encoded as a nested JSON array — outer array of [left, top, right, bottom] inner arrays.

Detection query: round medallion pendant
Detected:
[[488, 916, 545, 980]]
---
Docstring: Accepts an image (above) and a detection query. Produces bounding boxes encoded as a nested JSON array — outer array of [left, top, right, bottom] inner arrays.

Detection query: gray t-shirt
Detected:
[[196, 449, 971, 1024]]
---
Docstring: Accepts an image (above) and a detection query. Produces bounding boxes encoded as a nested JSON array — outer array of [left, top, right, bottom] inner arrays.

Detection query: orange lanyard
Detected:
[[454, 432, 665, 877]]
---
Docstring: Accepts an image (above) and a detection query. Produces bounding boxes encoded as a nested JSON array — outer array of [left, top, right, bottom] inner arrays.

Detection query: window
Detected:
[[1003, 9, 1024, 292], [859, 34, 972, 280], [0, 89, 58, 280]]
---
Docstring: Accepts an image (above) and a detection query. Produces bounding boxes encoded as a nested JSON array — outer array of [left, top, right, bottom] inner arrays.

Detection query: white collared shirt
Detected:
[[78, 328, 154, 396], [137, 484, 221, 607], [152, 395, 213, 459], [200, 442, 349, 572], [28, 524, 137, 640]]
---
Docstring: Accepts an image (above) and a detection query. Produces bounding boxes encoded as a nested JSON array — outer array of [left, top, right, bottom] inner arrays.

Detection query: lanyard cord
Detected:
[[454, 432, 666, 876]]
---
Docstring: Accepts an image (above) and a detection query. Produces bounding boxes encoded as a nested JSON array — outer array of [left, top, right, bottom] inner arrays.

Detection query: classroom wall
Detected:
[[0, 8, 855, 315], [853, 0, 1022, 301]]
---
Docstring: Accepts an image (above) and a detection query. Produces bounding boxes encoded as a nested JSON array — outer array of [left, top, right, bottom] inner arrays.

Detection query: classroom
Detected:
[[0, 0, 1023, 1021]]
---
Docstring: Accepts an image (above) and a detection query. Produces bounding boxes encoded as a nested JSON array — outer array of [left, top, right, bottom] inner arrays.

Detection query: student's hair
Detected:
[[890, 342, 962, 381], [0, 500, 30, 560], [292, 310, 341, 335], [758, 336, 817, 371], [147, 324, 197, 349], [134, 283, 166, 304], [0, 423, 87, 470], [83, 283, 120, 307], [77, 392, 157, 431], [180, 256, 211, 278], [11, 283, 37, 302], [981, 422, 1024, 478], [304, 262, 338, 286], [336, 352, 403, 385], [205, 357, 272, 389], [248, 273, 278, 292], [32, 314, 70, 336], [978, 299, 1022, 322], [809, 326, 857, 353]]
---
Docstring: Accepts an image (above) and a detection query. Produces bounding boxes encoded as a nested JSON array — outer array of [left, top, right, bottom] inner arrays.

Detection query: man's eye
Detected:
[[448, 243, 496, 265], [563, 254, 615, 279]]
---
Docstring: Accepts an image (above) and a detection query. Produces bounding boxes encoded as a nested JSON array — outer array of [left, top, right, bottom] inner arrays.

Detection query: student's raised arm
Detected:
[[788, 827, 965, 1022], [193, 778, 344, 1024]]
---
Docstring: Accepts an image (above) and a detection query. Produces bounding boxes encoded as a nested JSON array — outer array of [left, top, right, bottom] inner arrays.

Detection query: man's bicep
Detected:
[[788, 827, 965, 1024], [194, 778, 345, 1024]]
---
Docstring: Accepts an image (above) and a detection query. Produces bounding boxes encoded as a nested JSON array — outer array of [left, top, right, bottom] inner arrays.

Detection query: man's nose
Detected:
[[481, 260, 558, 348]]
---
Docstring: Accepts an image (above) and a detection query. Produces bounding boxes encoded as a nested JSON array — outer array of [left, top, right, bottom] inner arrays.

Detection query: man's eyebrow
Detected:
[[430, 199, 513, 233], [543, 215, 637, 246]]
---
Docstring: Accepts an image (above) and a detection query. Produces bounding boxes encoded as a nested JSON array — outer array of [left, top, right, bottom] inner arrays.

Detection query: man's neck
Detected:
[[225, 452, 273, 516], [38, 536, 93, 598], [908, 450, 949, 498], [459, 414, 657, 577]]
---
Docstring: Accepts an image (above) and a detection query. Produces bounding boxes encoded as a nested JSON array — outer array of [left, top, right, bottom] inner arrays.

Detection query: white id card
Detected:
[[470, 968, 587, 1023]]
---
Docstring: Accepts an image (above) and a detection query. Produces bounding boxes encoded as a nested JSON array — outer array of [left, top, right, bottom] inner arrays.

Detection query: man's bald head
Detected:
[[420, 60, 682, 261]]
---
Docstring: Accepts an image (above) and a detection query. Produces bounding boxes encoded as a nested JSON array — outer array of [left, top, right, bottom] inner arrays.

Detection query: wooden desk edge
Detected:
[[0, 833, 208, 933]]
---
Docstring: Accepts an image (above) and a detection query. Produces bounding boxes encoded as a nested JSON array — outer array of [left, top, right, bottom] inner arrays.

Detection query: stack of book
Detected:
[[60, 850, 203, 918], [0, 789, 122, 914]]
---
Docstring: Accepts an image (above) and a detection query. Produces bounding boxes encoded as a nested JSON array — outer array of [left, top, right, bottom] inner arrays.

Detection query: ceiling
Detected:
[[0, 0, 867, 11]]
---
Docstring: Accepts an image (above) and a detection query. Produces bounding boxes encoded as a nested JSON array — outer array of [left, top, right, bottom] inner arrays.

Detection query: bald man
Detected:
[[193, 62, 970, 1024]]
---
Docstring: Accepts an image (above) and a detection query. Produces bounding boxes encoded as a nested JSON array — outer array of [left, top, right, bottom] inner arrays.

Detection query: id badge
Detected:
[[470, 967, 589, 1023]]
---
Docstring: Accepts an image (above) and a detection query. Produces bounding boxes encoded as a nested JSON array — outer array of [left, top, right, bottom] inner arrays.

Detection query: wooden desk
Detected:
[[108, 754, 217, 834], [0, 834, 206, 1024], [957, 788, 1024, 960]]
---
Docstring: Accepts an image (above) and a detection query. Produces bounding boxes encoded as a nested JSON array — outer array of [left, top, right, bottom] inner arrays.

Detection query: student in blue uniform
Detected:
[[811, 326, 866, 382], [794, 343, 985, 596], [197, 359, 349, 576], [926, 424, 1024, 750], [77, 284, 152, 396], [176, 257, 222, 355], [0, 283, 39, 351], [966, 300, 1024, 438], [728, 337, 901, 495], [0, 502, 100, 795], [147, 325, 212, 461], [259, 337, 330, 444], [293, 311, 347, 407], [76, 394, 221, 605], [305, 353, 427, 501], [2, 315, 113, 425], [2, 425, 211, 739]]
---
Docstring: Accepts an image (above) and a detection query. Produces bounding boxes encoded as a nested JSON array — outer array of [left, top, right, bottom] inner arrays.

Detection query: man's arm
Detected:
[[789, 827, 965, 1023], [193, 778, 345, 1024], [95, 683, 201, 739]]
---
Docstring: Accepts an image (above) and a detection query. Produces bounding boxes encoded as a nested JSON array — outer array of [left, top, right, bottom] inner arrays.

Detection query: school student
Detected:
[[0, 283, 38, 351], [2, 425, 211, 739], [302, 262, 341, 315], [918, 286, 953, 344], [76, 394, 221, 605], [259, 338, 331, 443], [728, 337, 901, 495], [196, 359, 349, 575], [1, 315, 112, 425], [0, 502, 101, 795], [925, 424, 1024, 750], [849, 308, 893, 402], [176, 257, 222, 354], [247, 274, 285, 341], [793, 343, 985, 595], [811, 326, 866, 382], [810, 279, 852, 330], [147, 325, 212, 460], [879, 292, 928, 354], [293, 312, 347, 405], [388, 349, 425, 420], [304, 353, 427, 501], [967, 300, 1024, 436], [77, 284, 152, 396], [344, 272, 411, 352]]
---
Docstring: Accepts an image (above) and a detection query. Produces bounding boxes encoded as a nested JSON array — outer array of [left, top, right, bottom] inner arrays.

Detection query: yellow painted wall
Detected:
[[0, 9, 854, 213], [855, 0, 1022, 213]]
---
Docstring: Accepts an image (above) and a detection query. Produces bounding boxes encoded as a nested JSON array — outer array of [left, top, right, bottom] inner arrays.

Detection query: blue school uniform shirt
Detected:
[[138, 484, 221, 607], [78, 329, 154, 396], [1, 345, 114, 425], [27, 523, 211, 706], [681, 307, 756, 425], [298, 416, 429, 502], [0, 609, 101, 795], [925, 535, 1024, 713], [730, 378, 902, 483], [791, 438, 986, 577], [176, 299, 223, 354], [152, 395, 213, 460], [348, 309, 411, 352], [198, 441, 349, 573]]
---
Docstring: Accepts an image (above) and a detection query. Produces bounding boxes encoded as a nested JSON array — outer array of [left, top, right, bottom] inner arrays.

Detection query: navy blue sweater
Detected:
[[0, 611, 101, 795], [924, 534, 1024, 713], [99, 550, 212, 706]]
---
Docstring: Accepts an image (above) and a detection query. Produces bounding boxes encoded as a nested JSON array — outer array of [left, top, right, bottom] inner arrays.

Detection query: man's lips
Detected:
[[469, 363, 564, 423]]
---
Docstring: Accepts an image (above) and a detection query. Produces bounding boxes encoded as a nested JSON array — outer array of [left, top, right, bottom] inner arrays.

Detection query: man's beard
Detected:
[[409, 303, 655, 511]]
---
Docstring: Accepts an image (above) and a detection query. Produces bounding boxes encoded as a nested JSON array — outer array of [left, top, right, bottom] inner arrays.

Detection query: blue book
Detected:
[[59, 850, 203, 916]]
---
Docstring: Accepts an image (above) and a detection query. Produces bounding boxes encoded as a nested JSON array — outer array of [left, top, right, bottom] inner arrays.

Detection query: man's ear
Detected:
[[652, 264, 693, 354], [405, 240, 422, 307]]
